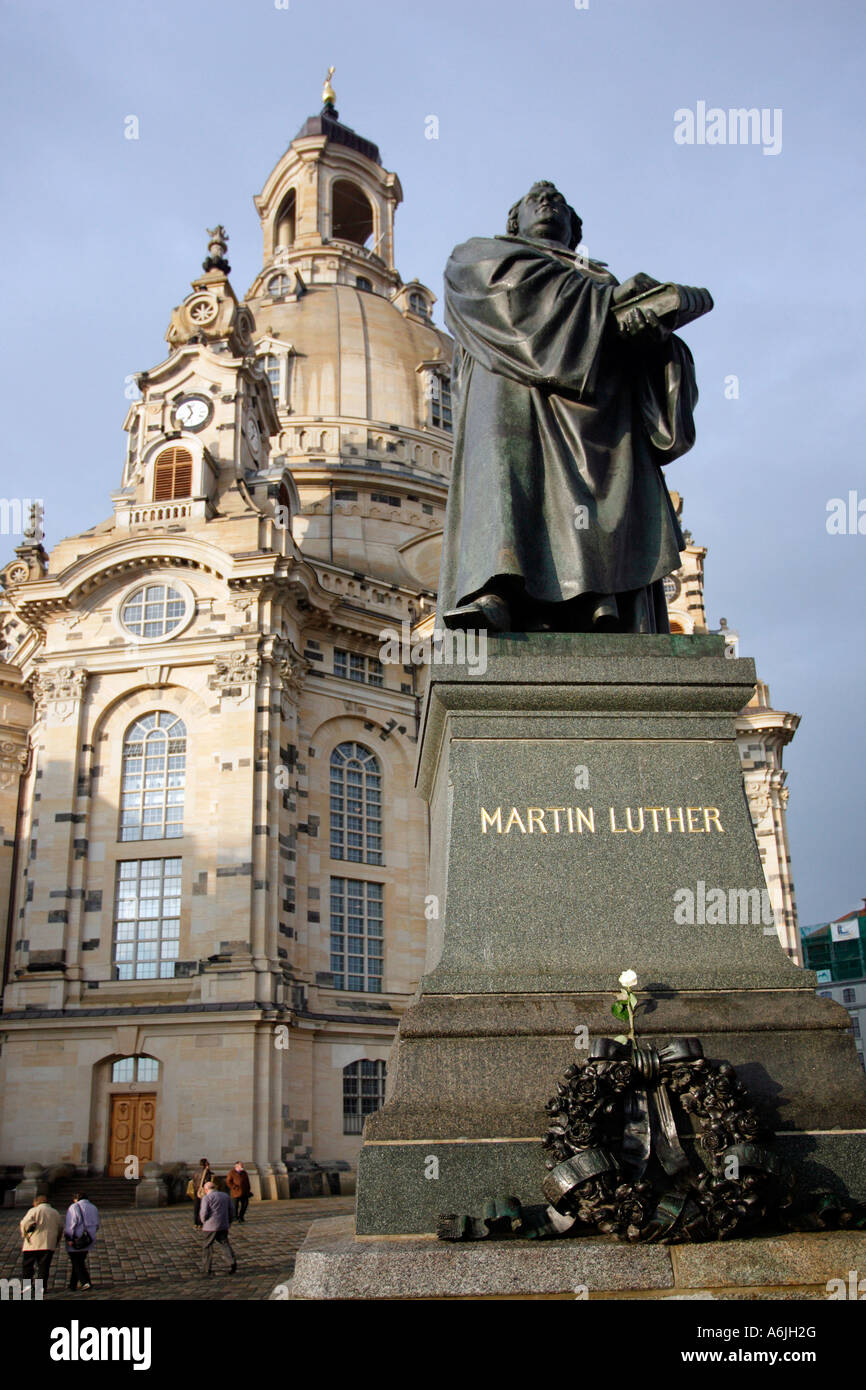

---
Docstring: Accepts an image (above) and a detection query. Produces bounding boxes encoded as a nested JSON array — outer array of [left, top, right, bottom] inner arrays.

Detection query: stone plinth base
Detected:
[[355, 635, 866, 1234], [10, 1164, 44, 1208], [278, 1215, 866, 1300], [134, 1163, 166, 1208]]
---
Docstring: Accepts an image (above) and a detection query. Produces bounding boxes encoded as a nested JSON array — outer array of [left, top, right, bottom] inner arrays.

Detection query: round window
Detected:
[[120, 583, 187, 639]]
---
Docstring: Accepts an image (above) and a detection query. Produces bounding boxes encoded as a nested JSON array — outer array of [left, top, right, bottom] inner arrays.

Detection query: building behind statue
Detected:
[[0, 89, 802, 1201], [801, 902, 866, 1072]]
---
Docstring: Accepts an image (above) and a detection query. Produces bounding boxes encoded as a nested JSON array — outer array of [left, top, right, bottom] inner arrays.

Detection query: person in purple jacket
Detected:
[[64, 1192, 100, 1291], [199, 1180, 237, 1276]]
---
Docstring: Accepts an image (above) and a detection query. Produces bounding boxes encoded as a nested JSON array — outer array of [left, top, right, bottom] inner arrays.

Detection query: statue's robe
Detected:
[[438, 235, 698, 631]]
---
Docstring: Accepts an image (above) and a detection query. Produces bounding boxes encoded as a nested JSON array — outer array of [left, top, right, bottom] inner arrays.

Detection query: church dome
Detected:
[[250, 279, 452, 433], [244, 94, 453, 591]]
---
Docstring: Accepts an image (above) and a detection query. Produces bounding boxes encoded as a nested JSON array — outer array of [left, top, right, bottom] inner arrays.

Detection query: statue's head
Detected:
[[507, 182, 582, 250]]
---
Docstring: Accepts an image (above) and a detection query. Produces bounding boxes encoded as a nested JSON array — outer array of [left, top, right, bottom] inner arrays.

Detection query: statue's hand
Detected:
[[618, 306, 672, 346]]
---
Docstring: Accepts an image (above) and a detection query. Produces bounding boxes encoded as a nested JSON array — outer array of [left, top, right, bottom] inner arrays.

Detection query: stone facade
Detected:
[[665, 496, 801, 962], [0, 99, 450, 1196]]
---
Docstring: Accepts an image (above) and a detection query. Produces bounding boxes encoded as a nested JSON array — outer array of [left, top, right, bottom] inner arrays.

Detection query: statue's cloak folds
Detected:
[[438, 235, 697, 616]]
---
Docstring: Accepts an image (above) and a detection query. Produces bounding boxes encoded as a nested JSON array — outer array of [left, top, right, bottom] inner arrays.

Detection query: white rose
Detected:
[[618, 969, 638, 990]]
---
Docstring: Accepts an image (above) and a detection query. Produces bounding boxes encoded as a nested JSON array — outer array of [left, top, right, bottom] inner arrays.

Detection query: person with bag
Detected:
[[19, 1194, 64, 1289], [191, 1158, 212, 1230], [199, 1180, 237, 1276], [225, 1161, 251, 1223], [64, 1192, 99, 1291]]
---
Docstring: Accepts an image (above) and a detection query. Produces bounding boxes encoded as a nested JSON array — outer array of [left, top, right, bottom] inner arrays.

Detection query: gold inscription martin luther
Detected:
[[480, 806, 725, 835]]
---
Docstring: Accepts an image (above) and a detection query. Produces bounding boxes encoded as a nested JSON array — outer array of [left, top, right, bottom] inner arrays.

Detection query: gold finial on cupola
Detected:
[[322, 65, 336, 111]]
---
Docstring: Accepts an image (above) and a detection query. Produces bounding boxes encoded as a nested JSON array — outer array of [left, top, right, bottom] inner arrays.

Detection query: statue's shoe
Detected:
[[591, 596, 620, 630], [442, 592, 511, 632]]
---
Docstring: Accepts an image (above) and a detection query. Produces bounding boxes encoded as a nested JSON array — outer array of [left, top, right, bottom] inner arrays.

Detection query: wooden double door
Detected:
[[108, 1094, 156, 1176]]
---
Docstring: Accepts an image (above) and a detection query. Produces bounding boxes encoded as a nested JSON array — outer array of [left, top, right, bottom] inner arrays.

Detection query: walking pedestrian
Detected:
[[64, 1192, 100, 1291], [19, 1194, 64, 1290], [199, 1180, 237, 1277], [191, 1158, 212, 1230], [226, 1161, 251, 1223]]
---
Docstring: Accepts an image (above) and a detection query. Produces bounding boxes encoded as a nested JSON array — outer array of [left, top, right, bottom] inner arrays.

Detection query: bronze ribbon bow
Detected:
[[591, 1036, 704, 1180]]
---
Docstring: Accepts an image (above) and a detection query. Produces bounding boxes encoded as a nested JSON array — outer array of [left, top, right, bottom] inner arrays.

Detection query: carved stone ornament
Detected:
[[209, 652, 260, 691], [4, 561, 30, 587], [0, 741, 27, 790], [256, 635, 309, 695], [279, 654, 310, 695], [227, 594, 257, 625], [203, 225, 231, 274], [31, 666, 88, 718], [748, 791, 771, 821], [257, 634, 281, 665], [187, 294, 219, 326], [165, 258, 257, 358]]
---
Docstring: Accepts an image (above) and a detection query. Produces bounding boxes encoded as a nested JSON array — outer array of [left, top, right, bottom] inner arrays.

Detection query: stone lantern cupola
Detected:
[[241, 76, 453, 593], [250, 71, 403, 298]]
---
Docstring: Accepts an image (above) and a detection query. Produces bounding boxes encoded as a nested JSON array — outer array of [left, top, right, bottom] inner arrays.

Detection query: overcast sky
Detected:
[[0, 0, 863, 926]]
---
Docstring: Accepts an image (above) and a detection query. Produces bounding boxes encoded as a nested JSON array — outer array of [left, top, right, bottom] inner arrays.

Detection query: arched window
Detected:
[[342, 1059, 386, 1133], [331, 180, 373, 246], [120, 712, 186, 841], [267, 273, 290, 299], [112, 1055, 160, 1083], [355, 275, 373, 292], [153, 447, 193, 501], [330, 742, 382, 864], [409, 291, 428, 317], [260, 352, 281, 403], [275, 188, 296, 249]]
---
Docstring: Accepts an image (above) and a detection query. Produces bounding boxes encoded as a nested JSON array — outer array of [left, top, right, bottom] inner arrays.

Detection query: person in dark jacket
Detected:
[[64, 1193, 100, 1291], [192, 1158, 212, 1230], [226, 1161, 251, 1223], [199, 1181, 237, 1276]]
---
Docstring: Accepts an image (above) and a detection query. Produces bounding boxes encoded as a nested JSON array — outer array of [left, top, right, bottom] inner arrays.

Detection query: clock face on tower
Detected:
[[171, 394, 213, 431], [245, 414, 261, 455]]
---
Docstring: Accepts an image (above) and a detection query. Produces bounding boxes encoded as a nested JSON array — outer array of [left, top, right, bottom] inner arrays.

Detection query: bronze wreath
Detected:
[[438, 1037, 866, 1244], [539, 1036, 794, 1242]]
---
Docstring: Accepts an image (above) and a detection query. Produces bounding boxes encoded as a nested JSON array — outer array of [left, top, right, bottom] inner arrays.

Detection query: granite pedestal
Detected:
[[296, 634, 866, 1293], [282, 1215, 866, 1300]]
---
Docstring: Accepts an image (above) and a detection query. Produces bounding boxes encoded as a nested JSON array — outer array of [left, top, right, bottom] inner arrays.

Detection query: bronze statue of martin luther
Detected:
[[439, 182, 713, 633]]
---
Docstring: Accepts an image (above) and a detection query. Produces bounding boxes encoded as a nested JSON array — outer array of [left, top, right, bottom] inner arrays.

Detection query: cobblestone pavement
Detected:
[[0, 1197, 354, 1301]]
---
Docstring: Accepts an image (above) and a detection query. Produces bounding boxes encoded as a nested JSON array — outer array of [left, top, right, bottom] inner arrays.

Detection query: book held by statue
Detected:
[[612, 281, 714, 331]]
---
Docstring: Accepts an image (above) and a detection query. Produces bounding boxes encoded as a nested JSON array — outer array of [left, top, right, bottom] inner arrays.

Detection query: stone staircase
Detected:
[[49, 1175, 141, 1210]]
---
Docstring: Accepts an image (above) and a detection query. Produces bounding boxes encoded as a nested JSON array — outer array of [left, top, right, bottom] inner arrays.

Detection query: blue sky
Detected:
[[0, 0, 863, 925]]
